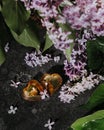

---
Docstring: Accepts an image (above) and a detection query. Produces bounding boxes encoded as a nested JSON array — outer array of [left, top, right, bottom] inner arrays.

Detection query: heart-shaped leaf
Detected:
[[68, 110, 104, 130], [87, 40, 104, 71], [1, 0, 30, 34], [11, 25, 40, 50], [82, 118, 104, 130], [82, 83, 104, 110], [43, 33, 53, 52]]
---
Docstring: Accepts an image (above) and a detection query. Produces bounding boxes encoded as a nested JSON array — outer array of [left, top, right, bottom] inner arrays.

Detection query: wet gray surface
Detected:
[[0, 13, 99, 130], [0, 40, 97, 130]]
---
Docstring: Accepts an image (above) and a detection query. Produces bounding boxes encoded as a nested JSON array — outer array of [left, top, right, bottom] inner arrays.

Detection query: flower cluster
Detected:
[[24, 51, 60, 67], [18, 0, 104, 106], [59, 72, 104, 103], [64, 35, 87, 81], [63, 0, 104, 36], [20, 0, 74, 54], [48, 27, 73, 53], [24, 51, 51, 67], [20, 0, 62, 16]]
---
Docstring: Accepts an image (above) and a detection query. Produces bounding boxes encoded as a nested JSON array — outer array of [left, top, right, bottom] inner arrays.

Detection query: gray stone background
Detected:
[[0, 13, 103, 130]]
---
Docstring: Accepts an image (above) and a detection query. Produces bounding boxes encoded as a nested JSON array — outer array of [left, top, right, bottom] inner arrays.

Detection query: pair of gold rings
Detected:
[[22, 73, 63, 101]]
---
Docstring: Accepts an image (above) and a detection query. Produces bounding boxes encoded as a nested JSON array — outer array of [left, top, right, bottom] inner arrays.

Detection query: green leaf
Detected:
[[87, 40, 104, 71], [0, 44, 5, 65], [68, 110, 104, 130], [43, 33, 53, 52], [1, 0, 30, 34], [96, 36, 104, 45], [82, 83, 104, 110], [11, 24, 40, 50], [96, 37, 104, 53], [82, 118, 104, 130]]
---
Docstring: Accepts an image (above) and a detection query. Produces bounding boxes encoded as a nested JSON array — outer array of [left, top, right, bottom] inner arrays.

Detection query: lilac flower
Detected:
[[59, 86, 75, 103], [64, 36, 87, 81], [10, 80, 20, 88], [21, 0, 74, 54], [21, 0, 60, 18], [53, 56, 60, 63], [63, 0, 104, 36], [41, 19, 53, 29], [4, 42, 9, 52], [59, 73, 104, 103], [24, 51, 62, 67], [56, 15, 66, 24], [24, 51, 52, 67], [64, 60, 87, 81], [8, 106, 17, 114], [83, 29, 95, 40], [44, 119, 55, 130], [48, 27, 73, 52], [40, 89, 50, 100]]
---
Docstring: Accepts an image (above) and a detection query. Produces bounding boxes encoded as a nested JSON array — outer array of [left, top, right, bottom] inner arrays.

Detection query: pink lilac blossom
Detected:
[[64, 35, 87, 81], [83, 29, 95, 40], [24, 51, 52, 67], [20, 0, 61, 18], [40, 89, 50, 100], [8, 106, 17, 114], [63, 0, 104, 36], [44, 119, 55, 130], [21, 0, 95, 81], [59, 72, 104, 103], [4, 42, 9, 52], [47, 27, 73, 52], [10, 80, 20, 88], [20, 0, 74, 53], [53, 56, 60, 63], [24, 51, 60, 67]]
